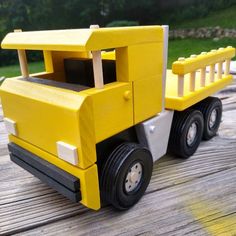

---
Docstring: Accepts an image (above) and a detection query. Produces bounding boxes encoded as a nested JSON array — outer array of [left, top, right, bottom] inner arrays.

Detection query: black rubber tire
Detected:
[[193, 97, 222, 140], [168, 109, 204, 158], [100, 142, 153, 210]]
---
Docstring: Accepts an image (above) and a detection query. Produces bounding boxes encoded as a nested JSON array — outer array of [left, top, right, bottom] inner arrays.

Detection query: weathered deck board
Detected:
[[0, 78, 236, 236]]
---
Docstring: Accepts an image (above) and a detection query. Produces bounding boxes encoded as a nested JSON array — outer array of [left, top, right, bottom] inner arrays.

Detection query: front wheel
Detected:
[[100, 143, 153, 210]]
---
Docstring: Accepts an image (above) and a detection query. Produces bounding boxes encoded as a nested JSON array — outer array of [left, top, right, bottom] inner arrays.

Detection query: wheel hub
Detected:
[[187, 122, 197, 146], [125, 162, 142, 192], [209, 109, 217, 128]]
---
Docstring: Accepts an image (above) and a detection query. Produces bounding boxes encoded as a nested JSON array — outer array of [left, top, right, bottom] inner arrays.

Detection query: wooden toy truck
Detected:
[[0, 26, 235, 210]]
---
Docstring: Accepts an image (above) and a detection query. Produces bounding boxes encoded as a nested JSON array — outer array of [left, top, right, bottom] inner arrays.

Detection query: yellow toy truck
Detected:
[[0, 25, 235, 210]]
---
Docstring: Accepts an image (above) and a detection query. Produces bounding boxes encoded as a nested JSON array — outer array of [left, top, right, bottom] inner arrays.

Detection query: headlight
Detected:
[[56, 141, 78, 165]]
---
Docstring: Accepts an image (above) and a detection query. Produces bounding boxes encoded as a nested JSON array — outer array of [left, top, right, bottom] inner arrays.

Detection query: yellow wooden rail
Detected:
[[172, 46, 236, 97]]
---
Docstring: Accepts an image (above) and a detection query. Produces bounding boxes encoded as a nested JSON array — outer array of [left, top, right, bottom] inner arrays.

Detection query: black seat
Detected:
[[64, 58, 116, 87]]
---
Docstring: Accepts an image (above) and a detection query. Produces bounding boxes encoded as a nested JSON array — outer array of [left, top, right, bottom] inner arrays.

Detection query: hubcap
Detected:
[[187, 122, 197, 146], [125, 162, 143, 192], [209, 109, 217, 129]]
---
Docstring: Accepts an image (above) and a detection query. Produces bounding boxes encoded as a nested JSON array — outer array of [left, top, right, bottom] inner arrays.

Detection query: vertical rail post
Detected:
[[178, 75, 184, 97], [209, 64, 215, 82], [90, 25, 104, 89], [200, 52, 207, 87], [190, 72, 196, 92], [225, 46, 233, 76], [14, 29, 29, 78], [161, 25, 169, 112], [200, 67, 206, 87], [209, 50, 217, 83], [217, 61, 223, 79], [177, 57, 185, 97], [217, 48, 224, 80], [225, 59, 231, 75]]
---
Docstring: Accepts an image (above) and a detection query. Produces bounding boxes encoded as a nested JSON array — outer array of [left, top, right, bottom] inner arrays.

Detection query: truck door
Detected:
[[64, 56, 134, 143]]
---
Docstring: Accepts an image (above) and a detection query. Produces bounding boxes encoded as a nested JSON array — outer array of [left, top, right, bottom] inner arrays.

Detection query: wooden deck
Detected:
[[0, 78, 236, 236]]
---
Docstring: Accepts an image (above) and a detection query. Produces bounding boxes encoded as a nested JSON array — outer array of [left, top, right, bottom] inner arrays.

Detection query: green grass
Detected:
[[0, 61, 44, 78], [168, 38, 236, 68], [0, 38, 235, 77], [174, 5, 236, 29]]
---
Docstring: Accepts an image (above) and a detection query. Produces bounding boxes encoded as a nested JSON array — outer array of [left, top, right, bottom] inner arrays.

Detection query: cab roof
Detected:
[[1, 26, 163, 52]]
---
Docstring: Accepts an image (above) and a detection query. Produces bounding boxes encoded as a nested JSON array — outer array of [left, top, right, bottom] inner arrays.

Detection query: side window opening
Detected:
[[27, 50, 45, 75], [14, 50, 45, 77], [19, 49, 117, 92]]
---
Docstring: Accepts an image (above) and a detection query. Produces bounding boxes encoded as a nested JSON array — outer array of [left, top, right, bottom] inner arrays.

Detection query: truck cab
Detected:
[[0, 26, 167, 210]]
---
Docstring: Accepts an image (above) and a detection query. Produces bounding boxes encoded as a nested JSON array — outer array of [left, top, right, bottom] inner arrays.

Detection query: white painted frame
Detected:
[[161, 25, 169, 112], [136, 110, 174, 162]]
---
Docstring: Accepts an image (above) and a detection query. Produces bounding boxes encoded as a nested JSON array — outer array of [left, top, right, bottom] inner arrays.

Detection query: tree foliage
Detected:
[[0, 0, 235, 66]]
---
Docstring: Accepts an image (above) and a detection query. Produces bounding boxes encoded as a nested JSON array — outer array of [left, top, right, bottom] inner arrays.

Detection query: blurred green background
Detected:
[[0, 0, 236, 78]]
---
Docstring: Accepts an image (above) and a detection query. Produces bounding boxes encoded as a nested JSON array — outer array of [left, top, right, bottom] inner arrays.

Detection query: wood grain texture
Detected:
[[0, 78, 236, 236]]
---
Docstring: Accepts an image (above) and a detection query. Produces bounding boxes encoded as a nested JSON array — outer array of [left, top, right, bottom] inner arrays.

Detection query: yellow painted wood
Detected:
[[165, 70, 233, 111], [9, 135, 100, 210], [43, 51, 53, 73], [1, 26, 163, 52], [133, 75, 163, 124], [0, 78, 96, 169], [101, 51, 115, 60], [119, 42, 163, 123], [82, 82, 133, 142], [187, 200, 236, 235], [172, 47, 235, 75], [30, 72, 54, 79], [116, 42, 163, 82], [168, 47, 235, 108], [116, 46, 129, 82], [49, 51, 91, 82]]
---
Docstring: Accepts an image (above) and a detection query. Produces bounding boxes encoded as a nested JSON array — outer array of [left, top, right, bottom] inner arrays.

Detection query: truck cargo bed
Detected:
[[165, 69, 233, 111]]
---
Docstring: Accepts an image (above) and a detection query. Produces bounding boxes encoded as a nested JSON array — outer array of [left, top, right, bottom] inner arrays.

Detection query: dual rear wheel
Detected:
[[168, 97, 222, 158], [194, 96, 222, 140]]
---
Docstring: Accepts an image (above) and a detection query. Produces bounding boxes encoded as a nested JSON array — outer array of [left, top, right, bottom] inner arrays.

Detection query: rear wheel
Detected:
[[168, 109, 204, 158], [193, 97, 222, 140], [100, 142, 153, 210]]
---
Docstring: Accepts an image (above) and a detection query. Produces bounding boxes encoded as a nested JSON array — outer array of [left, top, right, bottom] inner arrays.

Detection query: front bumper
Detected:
[[8, 139, 100, 210], [9, 142, 82, 202]]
